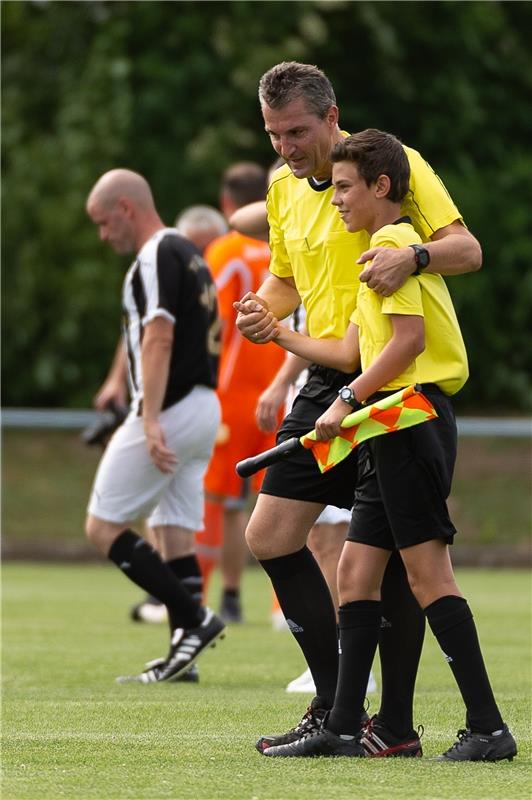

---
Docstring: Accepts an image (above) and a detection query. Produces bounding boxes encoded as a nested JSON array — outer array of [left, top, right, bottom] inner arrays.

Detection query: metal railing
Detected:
[[1, 408, 531, 437]]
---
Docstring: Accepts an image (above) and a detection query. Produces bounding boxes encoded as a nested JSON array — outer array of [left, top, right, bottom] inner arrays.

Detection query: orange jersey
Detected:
[[205, 231, 285, 400], [204, 231, 285, 498]]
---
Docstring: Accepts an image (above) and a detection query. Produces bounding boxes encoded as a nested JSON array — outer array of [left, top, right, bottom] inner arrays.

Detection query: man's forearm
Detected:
[[256, 274, 301, 318], [141, 339, 172, 422], [425, 227, 482, 276]]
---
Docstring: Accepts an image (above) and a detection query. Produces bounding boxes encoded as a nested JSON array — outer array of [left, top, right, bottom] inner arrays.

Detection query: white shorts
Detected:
[[88, 386, 221, 530], [315, 505, 352, 526]]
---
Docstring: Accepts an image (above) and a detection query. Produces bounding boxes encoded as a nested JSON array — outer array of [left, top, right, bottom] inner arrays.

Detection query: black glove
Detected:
[[80, 402, 128, 448]]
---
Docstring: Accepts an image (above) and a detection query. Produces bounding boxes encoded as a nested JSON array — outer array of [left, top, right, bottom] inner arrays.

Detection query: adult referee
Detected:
[[85, 169, 225, 682], [235, 62, 482, 756]]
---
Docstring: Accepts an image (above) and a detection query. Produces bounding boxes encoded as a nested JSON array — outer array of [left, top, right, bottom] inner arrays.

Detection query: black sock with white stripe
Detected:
[[378, 552, 426, 738], [166, 555, 204, 605], [259, 546, 339, 708], [425, 595, 504, 734], [326, 600, 381, 737], [108, 530, 203, 630]]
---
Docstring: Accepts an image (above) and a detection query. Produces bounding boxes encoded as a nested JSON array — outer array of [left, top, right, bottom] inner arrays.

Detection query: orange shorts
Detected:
[[204, 397, 279, 498]]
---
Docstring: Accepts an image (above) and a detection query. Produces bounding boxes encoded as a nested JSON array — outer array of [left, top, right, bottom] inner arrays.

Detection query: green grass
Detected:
[[3, 430, 531, 560], [2, 564, 530, 800]]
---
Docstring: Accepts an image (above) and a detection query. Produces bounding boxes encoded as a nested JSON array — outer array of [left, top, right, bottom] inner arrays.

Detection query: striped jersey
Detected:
[[122, 228, 220, 415]]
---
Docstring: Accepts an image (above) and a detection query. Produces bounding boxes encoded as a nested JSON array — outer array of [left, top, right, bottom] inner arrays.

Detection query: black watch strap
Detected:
[[338, 385, 359, 409], [409, 244, 430, 275]]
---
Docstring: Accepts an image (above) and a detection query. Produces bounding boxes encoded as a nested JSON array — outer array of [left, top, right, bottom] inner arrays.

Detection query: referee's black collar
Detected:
[[393, 216, 412, 225], [307, 175, 332, 192]]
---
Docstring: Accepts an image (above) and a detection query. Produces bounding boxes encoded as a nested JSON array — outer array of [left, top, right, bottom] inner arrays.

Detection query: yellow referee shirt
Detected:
[[351, 222, 469, 396], [267, 142, 462, 340]]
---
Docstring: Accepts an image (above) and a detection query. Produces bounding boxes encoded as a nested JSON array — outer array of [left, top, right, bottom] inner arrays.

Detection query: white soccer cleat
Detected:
[[285, 668, 315, 693], [285, 668, 378, 694], [271, 609, 289, 632]]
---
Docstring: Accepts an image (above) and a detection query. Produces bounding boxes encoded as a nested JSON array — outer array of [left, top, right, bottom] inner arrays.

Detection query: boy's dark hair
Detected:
[[259, 62, 336, 118], [222, 162, 268, 208], [331, 129, 410, 203]]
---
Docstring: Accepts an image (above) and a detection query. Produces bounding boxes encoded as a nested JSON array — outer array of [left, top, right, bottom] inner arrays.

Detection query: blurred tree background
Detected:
[[2, 0, 531, 410]]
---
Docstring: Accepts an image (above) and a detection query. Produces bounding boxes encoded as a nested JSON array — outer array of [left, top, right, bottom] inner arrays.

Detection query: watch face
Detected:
[[416, 246, 429, 268], [340, 388, 352, 402], [419, 248, 430, 267]]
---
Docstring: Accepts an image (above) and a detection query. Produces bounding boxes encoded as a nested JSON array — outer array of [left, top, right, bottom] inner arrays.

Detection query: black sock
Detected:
[[259, 546, 338, 708], [166, 555, 204, 604], [223, 588, 240, 599], [425, 595, 504, 733], [327, 600, 381, 736], [108, 530, 203, 630], [377, 552, 425, 737]]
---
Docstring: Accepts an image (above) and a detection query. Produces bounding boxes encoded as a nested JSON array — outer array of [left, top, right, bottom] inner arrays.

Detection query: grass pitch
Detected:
[[2, 564, 530, 800]]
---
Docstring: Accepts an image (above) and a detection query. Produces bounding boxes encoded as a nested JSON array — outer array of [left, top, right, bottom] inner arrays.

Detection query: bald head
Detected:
[[87, 169, 155, 212], [86, 169, 163, 255]]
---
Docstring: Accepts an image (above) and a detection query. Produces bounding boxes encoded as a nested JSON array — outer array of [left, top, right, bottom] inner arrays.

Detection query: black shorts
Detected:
[[260, 364, 360, 509], [347, 387, 458, 550]]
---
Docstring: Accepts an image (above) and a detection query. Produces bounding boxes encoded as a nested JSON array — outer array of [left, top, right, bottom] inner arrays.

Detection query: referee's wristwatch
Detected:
[[409, 244, 430, 275], [337, 385, 359, 409]]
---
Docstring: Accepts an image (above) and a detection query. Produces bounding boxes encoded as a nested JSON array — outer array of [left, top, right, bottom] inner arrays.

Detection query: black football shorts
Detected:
[[347, 387, 458, 550]]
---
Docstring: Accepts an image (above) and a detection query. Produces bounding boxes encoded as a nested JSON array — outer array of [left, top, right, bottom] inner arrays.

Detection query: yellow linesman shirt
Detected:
[[267, 142, 462, 340], [351, 222, 469, 396]]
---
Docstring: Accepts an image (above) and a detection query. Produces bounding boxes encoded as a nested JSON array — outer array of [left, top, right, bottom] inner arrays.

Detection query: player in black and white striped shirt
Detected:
[[85, 169, 225, 683]]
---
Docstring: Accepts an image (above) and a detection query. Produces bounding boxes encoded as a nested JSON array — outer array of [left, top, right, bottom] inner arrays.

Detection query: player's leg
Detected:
[[307, 513, 345, 609], [129, 521, 168, 624], [253, 389, 362, 752], [155, 525, 204, 607], [285, 508, 376, 695], [195, 498, 223, 597], [219, 500, 249, 623], [246, 493, 334, 704], [264, 541, 388, 758], [401, 539, 517, 762], [86, 387, 224, 682], [86, 515, 204, 635], [376, 551, 426, 739]]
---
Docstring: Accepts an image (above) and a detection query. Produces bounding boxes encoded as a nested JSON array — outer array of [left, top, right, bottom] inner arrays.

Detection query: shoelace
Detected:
[[364, 716, 424, 737], [292, 707, 322, 736], [445, 729, 472, 754]]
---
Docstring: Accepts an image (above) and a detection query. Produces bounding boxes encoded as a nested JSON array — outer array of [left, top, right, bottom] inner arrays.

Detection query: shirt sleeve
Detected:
[[141, 236, 182, 326], [368, 227, 424, 316], [267, 185, 294, 279], [403, 146, 464, 239]]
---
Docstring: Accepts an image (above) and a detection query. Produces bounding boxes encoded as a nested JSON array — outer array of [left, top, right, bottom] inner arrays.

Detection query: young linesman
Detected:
[[263, 130, 517, 762]]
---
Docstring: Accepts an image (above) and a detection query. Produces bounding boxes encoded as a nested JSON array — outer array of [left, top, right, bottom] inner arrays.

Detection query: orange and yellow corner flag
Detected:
[[300, 385, 438, 473]]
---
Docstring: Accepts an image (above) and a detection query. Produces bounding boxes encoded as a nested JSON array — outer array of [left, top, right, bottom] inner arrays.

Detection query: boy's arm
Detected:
[[274, 323, 359, 374], [314, 314, 425, 440]]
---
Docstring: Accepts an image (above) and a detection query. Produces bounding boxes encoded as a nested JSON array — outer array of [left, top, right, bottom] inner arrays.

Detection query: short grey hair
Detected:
[[174, 205, 228, 238], [258, 62, 336, 118]]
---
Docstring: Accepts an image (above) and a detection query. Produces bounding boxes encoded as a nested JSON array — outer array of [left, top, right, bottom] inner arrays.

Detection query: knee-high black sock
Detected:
[[166, 555, 204, 604], [108, 530, 203, 631], [378, 552, 425, 737], [425, 595, 504, 733], [327, 601, 381, 736], [259, 546, 338, 708]]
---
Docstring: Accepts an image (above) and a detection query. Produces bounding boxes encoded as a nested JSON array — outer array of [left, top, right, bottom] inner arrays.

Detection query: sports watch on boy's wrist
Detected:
[[337, 385, 358, 408], [409, 244, 431, 275]]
